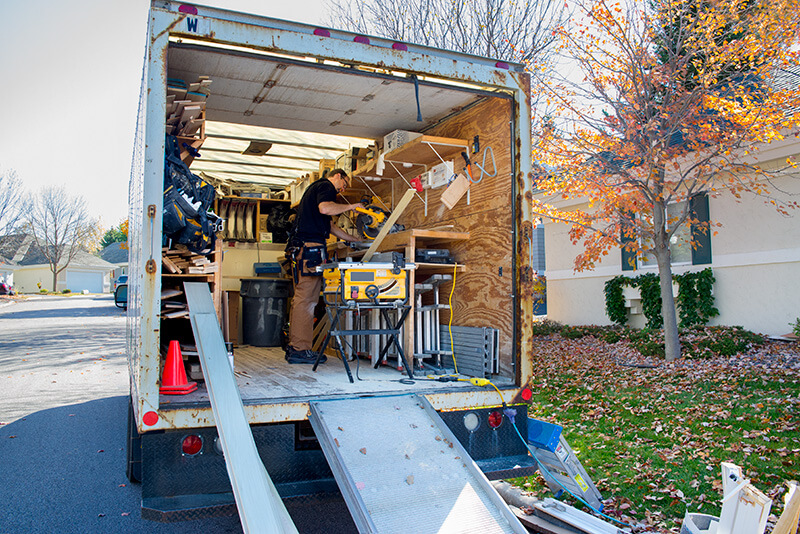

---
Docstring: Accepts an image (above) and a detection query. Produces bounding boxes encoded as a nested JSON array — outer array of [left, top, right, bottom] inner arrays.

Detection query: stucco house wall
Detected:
[[539, 144, 800, 336]]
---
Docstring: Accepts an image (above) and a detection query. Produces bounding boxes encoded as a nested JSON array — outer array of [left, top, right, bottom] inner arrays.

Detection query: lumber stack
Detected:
[[162, 246, 219, 275], [160, 245, 219, 319], [166, 76, 211, 138]]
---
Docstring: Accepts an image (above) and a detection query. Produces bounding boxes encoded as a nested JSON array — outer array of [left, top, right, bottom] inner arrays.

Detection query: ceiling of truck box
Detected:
[[167, 43, 490, 190]]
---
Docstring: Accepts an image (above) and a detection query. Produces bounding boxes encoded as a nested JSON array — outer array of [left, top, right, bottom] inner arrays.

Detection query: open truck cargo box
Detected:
[[127, 0, 541, 523]]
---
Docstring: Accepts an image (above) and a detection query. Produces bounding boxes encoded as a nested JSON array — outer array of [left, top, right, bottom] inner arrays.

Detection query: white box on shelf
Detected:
[[383, 130, 422, 153]]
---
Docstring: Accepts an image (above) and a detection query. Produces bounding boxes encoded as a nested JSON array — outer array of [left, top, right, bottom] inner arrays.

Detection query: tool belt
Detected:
[[287, 242, 327, 283]]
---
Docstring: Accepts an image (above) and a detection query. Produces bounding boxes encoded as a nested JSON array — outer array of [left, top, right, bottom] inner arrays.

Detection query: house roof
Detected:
[[0, 234, 115, 269], [100, 241, 129, 264]]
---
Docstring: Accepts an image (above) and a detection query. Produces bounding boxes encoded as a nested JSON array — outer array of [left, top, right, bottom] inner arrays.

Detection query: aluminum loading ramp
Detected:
[[309, 394, 527, 534], [184, 282, 298, 534]]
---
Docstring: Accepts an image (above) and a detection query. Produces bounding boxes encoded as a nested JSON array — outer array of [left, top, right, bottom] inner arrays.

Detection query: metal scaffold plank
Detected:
[[184, 282, 297, 534]]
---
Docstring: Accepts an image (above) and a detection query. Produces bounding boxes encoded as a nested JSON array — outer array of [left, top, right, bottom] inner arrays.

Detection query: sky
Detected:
[[0, 0, 329, 231]]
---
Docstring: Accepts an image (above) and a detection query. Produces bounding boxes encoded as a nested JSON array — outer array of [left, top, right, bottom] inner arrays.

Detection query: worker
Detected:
[[285, 169, 363, 364]]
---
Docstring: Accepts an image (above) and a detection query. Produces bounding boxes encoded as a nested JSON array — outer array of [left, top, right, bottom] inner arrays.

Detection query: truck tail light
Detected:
[[182, 434, 203, 456], [178, 4, 198, 15], [488, 410, 503, 429], [521, 387, 533, 401]]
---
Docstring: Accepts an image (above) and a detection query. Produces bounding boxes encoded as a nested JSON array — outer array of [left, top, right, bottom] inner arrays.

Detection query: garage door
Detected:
[[65, 270, 104, 293]]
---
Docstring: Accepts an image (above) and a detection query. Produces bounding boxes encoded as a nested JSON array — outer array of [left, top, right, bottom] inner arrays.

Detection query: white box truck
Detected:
[[128, 1, 543, 529]]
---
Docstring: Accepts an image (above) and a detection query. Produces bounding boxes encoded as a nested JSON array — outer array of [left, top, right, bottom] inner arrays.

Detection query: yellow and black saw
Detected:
[[354, 201, 404, 240]]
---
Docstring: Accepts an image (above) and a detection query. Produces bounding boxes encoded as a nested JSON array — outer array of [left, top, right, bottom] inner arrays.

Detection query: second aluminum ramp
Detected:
[[309, 394, 526, 534]]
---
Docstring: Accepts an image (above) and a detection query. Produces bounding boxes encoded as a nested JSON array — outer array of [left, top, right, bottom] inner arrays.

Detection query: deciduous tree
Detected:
[[0, 168, 28, 235], [328, 0, 565, 69], [100, 220, 128, 249], [530, 0, 800, 360], [24, 186, 101, 291]]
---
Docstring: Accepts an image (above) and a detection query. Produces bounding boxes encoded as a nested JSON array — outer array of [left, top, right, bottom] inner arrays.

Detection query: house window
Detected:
[[622, 193, 711, 270]]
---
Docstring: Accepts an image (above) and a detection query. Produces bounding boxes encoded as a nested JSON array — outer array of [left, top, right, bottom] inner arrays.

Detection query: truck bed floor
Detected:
[[158, 346, 510, 409]]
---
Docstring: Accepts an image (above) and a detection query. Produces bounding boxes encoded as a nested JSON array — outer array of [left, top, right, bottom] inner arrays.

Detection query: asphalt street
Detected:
[[0, 295, 242, 533]]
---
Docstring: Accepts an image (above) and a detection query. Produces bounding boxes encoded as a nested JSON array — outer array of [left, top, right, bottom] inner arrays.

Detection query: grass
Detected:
[[510, 327, 799, 532]]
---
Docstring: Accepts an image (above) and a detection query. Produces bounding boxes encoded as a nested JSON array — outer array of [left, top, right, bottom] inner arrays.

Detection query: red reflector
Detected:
[[392, 42, 408, 51], [143, 411, 158, 426], [354, 35, 370, 45], [521, 388, 533, 401], [313, 28, 331, 37], [182, 435, 203, 456], [488, 410, 503, 429], [178, 4, 198, 15], [495, 61, 510, 70]]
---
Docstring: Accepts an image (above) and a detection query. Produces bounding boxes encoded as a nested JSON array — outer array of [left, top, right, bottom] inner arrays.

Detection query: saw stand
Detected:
[[313, 263, 415, 383]]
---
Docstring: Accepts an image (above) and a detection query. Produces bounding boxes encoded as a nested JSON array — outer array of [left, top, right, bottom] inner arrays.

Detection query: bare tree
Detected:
[[24, 186, 101, 291], [0, 168, 28, 236], [327, 0, 565, 69]]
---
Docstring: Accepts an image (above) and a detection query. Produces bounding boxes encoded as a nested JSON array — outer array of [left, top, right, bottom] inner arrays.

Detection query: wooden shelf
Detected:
[[354, 136, 469, 179], [415, 262, 466, 272], [379, 229, 470, 251], [162, 273, 216, 278]]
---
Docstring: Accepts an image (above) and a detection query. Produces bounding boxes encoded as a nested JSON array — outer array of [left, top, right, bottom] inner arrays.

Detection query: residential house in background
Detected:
[[0, 234, 115, 294], [99, 241, 129, 282], [536, 134, 800, 337]]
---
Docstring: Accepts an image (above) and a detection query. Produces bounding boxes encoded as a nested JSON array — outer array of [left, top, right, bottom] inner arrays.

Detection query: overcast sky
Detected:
[[0, 0, 329, 230]]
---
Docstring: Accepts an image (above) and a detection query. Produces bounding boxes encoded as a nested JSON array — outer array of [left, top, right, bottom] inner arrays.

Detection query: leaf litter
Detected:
[[518, 334, 800, 533]]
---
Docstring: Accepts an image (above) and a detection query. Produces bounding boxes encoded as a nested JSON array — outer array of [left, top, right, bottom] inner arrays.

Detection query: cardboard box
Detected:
[[426, 160, 454, 189], [319, 158, 336, 175], [383, 130, 422, 153]]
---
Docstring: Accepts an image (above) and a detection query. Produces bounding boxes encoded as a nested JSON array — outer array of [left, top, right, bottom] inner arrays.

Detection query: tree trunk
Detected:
[[655, 250, 680, 361], [51, 269, 57, 293], [652, 199, 681, 361]]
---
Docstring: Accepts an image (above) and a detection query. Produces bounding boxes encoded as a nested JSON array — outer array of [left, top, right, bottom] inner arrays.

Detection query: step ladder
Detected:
[[308, 394, 527, 534], [527, 418, 604, 511], [184, 282, 297, 534], [413, 274, 452, 367]]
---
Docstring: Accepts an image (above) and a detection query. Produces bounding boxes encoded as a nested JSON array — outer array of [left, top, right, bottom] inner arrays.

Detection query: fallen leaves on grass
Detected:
[[523, 334, 800, 533]]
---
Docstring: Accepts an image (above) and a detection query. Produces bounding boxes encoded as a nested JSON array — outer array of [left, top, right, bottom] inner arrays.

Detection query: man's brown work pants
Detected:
[[288, 244, 324, 351]]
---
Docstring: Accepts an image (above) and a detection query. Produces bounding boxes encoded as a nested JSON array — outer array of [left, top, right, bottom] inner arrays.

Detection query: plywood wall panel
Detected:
[[390, 96, 516, 377]]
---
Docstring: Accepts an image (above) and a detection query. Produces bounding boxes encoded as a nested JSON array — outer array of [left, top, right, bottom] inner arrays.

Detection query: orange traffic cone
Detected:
[[160, 340, 197, 395]]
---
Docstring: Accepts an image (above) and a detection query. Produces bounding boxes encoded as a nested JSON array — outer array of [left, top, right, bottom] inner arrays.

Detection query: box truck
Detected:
[[127, 1, 544, 529]]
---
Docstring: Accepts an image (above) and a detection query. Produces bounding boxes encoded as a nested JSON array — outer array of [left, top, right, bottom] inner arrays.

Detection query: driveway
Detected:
[[0, 295, 241, 533]]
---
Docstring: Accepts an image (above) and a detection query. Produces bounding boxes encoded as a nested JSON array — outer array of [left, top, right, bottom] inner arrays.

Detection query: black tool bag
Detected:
[[163, 134, 218, 253]]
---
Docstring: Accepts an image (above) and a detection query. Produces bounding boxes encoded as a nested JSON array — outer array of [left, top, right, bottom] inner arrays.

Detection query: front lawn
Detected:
[[515, 327, 799, 532]]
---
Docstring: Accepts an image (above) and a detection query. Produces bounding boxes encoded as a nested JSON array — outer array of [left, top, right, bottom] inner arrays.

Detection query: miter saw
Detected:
[[354, 196, 405, 240]]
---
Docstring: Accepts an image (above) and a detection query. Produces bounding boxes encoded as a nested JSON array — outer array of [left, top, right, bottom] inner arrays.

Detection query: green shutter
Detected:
[[691, 193, 712, 265], [620, 214, 637, 271]]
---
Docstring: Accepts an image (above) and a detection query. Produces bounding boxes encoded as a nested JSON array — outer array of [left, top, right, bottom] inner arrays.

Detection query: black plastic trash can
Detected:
[[240, 278, 291, 347]]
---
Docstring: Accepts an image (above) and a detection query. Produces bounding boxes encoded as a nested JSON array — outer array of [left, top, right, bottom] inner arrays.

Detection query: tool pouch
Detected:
[[300, 245, 326, 277]]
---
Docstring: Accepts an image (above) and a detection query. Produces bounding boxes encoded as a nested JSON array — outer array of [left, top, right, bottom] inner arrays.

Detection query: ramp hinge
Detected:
[[146, 259, 157, 274], [147, 204, 156, 218]]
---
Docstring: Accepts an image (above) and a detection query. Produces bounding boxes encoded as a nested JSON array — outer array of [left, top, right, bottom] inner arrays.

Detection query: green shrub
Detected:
[[600, 328, 624, 344], [62, 289, 71, 294], [39, 289, 48, 294], [792, 318, 800, 337], [604, 276, 629, 326], [530, 319, 563, 336], [560, 326, 585, 339], [681, 326, 765, 358]]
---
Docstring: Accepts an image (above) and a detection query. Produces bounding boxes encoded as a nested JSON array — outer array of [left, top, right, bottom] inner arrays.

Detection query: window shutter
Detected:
[[691, 193, 712, 265], [620, 213, 637, 271]]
